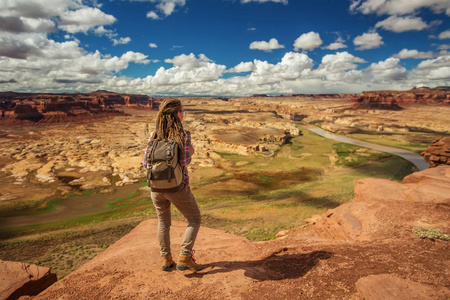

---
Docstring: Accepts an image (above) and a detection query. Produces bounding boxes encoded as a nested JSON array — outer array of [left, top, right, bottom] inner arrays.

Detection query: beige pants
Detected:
[[151, 184, 201, 256]]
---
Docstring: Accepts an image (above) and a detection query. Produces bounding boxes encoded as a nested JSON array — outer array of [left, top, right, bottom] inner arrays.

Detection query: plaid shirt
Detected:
[[142, 131, 192, 186]]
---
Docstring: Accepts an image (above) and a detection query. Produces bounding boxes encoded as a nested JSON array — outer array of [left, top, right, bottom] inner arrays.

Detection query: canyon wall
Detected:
[[352, 86, 450, 109], [0, 91, 155, 125]]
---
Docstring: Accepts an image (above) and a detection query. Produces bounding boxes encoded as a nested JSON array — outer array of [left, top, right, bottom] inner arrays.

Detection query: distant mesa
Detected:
[[352, 92, 403, 110], [250, 93, 351, 99], [0, 91, 156, 126], [352, 87, 450, 110]]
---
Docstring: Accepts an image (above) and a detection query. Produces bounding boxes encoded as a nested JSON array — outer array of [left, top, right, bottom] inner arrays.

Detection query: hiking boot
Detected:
[[161, 254, 176, 271], [176, 251, 204, 272]]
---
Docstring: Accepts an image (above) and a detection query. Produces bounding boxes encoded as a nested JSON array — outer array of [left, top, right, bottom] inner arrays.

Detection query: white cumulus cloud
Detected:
[[0, 0, 77, 19], [241, 0, 288, 4], [0, 0, 116, 35], [249, 38, 284, 52], [438, 30, 450, 39], [315, 51, 365, 82], [227, 62, 256, 73], [324, 37, 347, 50], [367, 57, 407, 81], [411, 55, 450, 81], [0, 32, 48, 59], [58, 7, 116, 34], [0, 39, 150, 91], [415, 55, 450, 69], [375, 15, 429, 32], [165, 53, 212, 69], [436, 44, 450, 50], [149, 53, 226, 85], [353, 32, 384, 50], [392, 49, 435, 59], [0, 16, 56, 33], [113, 37, 131, 46], [293, 31, 322, 52], [350, 0, 450, 16], [146, 11, 160, 19], [318, 51, 366, 71], [146, 0, 186, 19], [246, 52, 314, 85], [149, 43, 158, 48]]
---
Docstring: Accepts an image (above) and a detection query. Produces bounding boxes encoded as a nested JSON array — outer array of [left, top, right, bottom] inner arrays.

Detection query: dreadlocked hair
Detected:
[[151, 98, 186, 153]]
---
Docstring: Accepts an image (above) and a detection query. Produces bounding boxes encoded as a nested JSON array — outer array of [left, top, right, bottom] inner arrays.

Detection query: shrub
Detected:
[[413, 227, 449, 241]]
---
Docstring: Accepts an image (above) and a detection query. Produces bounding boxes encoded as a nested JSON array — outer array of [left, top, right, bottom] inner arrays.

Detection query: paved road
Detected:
[[306, 127, 429, 171]]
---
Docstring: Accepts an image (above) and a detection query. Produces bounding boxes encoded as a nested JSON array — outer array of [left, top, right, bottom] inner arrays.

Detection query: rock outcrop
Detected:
[[21, 166, 450, 299], [421, 137, 450, 168], [352, 92, 403, 110], [0, 260, 57, 299], [312, 166, 450, 241], [352, 86, 450, 109]]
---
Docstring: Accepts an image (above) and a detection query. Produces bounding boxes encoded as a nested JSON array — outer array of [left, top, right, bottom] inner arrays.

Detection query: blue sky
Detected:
[[0, 0, 449, 96]]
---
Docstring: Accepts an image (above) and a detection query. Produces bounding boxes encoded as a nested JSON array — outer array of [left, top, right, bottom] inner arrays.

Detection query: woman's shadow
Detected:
[[186, 250, 333, 281]]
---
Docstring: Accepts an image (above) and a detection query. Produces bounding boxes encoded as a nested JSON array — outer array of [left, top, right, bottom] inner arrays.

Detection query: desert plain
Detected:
[[0, 91, 449, 299]]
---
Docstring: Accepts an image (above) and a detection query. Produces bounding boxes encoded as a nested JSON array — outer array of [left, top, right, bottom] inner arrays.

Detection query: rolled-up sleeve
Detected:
[[180, 131, 192, 167], [142, 136, 152, 168]]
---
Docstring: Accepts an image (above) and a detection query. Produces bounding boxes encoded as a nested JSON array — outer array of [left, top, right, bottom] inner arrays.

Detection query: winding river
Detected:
[[305, 127, 429, 171]]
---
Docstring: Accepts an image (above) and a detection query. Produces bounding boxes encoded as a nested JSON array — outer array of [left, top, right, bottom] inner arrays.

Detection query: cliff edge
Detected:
[[10, 166, 450, 299]]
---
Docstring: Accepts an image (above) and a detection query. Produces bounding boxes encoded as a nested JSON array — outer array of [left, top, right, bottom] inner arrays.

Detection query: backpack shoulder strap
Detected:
[[146, 139, 158, 168]]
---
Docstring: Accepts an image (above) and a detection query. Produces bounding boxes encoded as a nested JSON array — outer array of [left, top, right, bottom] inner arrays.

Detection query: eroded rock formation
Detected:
[[352, 92, 403, 110], [310, 166, 450, 241], [352, 86, 450, 109], [0, 91, 155, 125], [421, 137, 450, 168]]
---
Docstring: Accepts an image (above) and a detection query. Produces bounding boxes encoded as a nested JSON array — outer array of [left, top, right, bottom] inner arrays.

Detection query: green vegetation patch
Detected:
[[413, 227, 450, 241], [0, 222, 138, 279], [0, 193, 156, 241], [233, 168, 322, 189], [244, 225, 289, 241], [332, 143, 390, 167]]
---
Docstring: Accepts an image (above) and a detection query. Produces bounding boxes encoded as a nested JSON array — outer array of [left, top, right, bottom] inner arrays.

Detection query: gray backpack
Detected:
[[146, 139, 183, 192]]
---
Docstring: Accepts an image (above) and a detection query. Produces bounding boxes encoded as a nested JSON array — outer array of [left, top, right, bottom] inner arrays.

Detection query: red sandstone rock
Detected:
[[314, 165, 450, 241], [352, 92, 403, 110], [421, 137, 450, 168], [356, 274, 450, 300], [352, 86, 450, 109], [402, 163, 450, 183], [0, 91, 155, 125], [0, 260, 57, 299]]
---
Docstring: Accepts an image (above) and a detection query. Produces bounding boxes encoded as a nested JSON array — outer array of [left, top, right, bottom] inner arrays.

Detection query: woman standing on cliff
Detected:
[[142, 98, 203, 272]]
